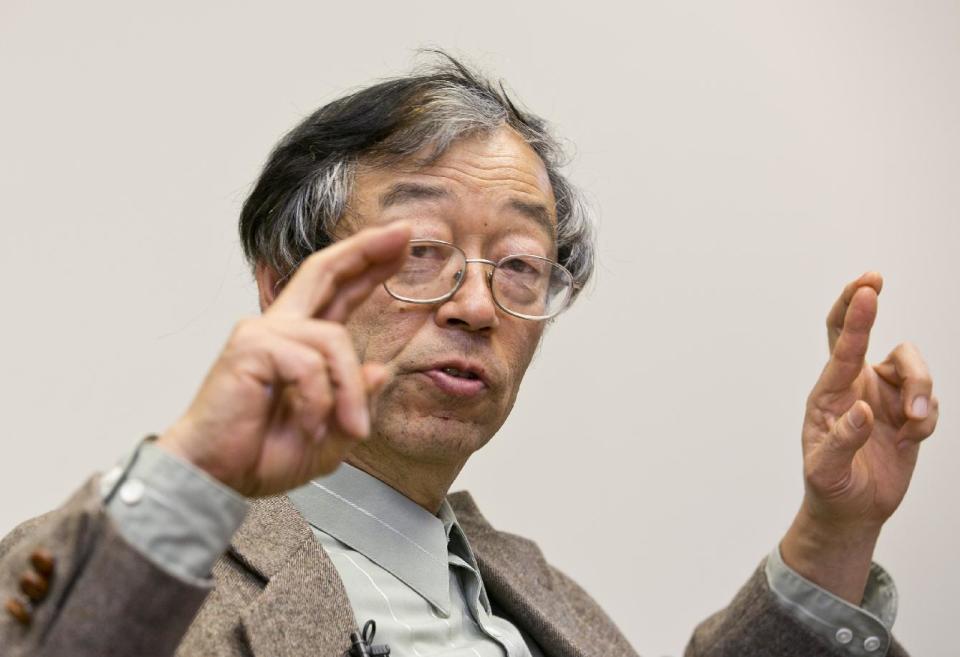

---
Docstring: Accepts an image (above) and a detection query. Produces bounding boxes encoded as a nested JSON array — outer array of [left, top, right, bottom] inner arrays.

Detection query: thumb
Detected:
[[810, 400, 874, 491]]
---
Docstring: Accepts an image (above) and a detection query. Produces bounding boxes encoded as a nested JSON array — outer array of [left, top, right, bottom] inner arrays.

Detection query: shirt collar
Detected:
[[287, 463, 464, 614]]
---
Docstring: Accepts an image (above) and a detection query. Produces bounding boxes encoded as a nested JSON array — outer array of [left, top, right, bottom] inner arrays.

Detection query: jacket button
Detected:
[[20, 571, 49, 602], [5, 597, 31, 625], [29, 549, 55, 578]]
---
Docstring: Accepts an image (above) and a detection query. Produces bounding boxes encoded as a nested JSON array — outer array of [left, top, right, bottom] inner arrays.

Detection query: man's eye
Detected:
[[503, 258, 540, 275], [410, 245, 445, 260]]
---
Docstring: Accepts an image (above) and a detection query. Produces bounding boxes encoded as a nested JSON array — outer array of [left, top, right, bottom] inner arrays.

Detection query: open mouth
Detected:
[[440, 366, 480, 380], [419, 361, 489, 397]]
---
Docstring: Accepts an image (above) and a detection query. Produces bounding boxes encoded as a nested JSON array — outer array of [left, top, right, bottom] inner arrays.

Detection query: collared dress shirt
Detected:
[[100, 441, 899, 656], [288, 463, 539, 656]]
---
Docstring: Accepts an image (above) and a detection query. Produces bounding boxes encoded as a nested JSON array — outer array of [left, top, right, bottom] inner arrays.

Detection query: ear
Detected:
[[254, 262, 284, 313]]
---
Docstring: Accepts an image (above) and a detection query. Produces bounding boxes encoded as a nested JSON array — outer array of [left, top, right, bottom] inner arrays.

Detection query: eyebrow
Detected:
[[378, 181, 557, 239], [505, 198, 556, 239], [379, 182, 449, 209]]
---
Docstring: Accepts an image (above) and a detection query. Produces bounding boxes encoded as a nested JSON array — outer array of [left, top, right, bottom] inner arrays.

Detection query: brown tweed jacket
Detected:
[[0, 477, 908, 657]]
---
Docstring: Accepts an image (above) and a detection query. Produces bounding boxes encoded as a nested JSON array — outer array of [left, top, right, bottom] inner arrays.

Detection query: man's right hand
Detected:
[[156, 222, 411, 497]]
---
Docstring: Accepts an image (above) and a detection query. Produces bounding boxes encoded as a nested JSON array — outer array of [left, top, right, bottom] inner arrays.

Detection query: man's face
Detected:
[[340, 126, 558, 467]]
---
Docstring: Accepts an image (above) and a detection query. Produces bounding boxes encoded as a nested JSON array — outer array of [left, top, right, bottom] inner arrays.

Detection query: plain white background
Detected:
[[1, 1, 957, 655]]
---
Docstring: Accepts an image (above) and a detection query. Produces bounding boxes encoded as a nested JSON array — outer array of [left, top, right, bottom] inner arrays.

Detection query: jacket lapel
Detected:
[[450, 491, 585, 657], [230, 494, 358, 657], [227, 489, 630, 657], [451, 491, 633, 657]]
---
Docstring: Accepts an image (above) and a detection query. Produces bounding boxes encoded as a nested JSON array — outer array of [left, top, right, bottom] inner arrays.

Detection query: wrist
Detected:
[[780, 503, 882, 605], [156, 418, 239, 494]]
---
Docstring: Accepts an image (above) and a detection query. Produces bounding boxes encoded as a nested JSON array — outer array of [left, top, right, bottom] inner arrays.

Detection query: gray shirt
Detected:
[[289, 464, 539, 656], [101, 441, 898, 656]]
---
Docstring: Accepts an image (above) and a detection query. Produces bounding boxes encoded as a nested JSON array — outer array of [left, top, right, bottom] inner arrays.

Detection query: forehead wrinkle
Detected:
[[378, 181, 450, 210], [404, 163, 559, 243], [417, 162, 553, 206]]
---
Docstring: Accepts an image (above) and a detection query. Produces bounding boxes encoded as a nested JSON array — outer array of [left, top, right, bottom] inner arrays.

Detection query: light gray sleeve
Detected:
[[765, 545, 897, 656], [102, 440, 249, 585]]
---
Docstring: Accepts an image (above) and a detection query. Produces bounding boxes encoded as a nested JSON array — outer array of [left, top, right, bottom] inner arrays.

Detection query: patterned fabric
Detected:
[[0, 471, 913, 657], [97, 441, 901, 657], [289, 464, 535, 656]]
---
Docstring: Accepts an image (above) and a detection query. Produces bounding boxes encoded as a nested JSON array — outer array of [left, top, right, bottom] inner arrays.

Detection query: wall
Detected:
[[1, 2, 957, 654]]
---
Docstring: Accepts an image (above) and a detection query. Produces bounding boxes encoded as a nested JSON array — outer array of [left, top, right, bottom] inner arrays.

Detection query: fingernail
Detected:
[[911, 396, 929, 419], [849, 404, 867, 428]]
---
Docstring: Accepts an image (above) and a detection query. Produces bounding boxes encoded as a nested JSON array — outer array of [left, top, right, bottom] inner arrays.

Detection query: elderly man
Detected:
[[0, 55, 938, 657]]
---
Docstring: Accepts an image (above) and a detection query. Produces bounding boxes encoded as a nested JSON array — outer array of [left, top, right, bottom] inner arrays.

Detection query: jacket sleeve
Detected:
[[0, 476, 211, 657], [685, 563, 909, 657]]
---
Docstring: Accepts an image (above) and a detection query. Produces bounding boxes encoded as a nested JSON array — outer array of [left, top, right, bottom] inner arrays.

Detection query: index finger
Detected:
[[267, 222, 411, 319], [816, 285, 878, 394], [826, 271, 883, 353]]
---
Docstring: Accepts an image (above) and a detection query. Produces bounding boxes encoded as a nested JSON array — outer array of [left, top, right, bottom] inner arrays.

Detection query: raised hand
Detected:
[[781, 272, 939, 603], [157, 222, 411, 497]]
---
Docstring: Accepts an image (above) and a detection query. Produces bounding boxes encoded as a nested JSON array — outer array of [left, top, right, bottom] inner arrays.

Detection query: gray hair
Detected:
[[239, 52, 595, 299]]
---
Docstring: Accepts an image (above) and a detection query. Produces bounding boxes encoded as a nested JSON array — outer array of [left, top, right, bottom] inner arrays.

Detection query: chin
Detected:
[[365, 373, 517, 467], [373, 409, 494, 464]]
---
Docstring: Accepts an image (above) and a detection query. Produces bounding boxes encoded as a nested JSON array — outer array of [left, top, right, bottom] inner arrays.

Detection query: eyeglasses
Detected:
[[383, 239, 575, 321]]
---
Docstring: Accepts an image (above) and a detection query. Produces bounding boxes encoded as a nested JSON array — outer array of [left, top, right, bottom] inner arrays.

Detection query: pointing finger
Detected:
[[267, 222, 411, 320], [826, 272, 883, 354], [816, 286, 878, 395], [266, 319, 371, 439], [318, 257, 409, 323]]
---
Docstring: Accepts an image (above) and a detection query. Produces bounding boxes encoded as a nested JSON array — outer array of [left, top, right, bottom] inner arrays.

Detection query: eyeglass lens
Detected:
[[385, 241, 573, 319]]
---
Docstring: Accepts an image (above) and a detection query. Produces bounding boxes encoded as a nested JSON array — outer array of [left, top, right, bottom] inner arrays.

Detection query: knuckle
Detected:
[[233, 316, 256, 332], [321, 321, 349, 342], [231, 317, 262, 343], [321, 323, 356, 354], [895, 341, 921, 359], [301, 349, 325, 371]]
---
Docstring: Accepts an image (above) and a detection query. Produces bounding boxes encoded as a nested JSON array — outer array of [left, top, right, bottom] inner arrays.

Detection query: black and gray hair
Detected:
[[238, 52, 595, 298]]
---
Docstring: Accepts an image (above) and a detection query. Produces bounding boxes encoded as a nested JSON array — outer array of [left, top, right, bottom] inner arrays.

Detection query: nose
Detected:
[[434, 261, 499, 332]]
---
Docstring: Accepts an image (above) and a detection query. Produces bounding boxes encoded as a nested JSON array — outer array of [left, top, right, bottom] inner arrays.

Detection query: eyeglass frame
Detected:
[[383, 238, 575, 321]]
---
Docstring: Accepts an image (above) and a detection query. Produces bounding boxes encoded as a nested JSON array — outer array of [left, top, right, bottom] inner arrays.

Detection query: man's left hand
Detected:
[[780, 271, 939, 604]]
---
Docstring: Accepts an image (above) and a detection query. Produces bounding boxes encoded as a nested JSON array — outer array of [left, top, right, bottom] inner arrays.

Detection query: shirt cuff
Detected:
[[101, 438, 249, 585], [765, 545, 898, 656]]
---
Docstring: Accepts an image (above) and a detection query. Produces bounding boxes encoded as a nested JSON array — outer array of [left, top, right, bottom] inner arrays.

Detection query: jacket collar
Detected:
[[229, 494, 357, 657], [287, 463, 456, 614], [448, 491, 596, 657], [228, 488, 607, 657]]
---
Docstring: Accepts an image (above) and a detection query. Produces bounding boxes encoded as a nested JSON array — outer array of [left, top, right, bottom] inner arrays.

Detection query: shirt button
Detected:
[[119, 479, 145, 505], [835, 628, 854, 644], [864, 636, 882, 652]]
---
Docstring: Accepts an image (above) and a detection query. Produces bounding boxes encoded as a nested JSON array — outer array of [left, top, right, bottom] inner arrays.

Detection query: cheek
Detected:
[[345, 291, 430, 363], [502, 323, 544, 382]]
